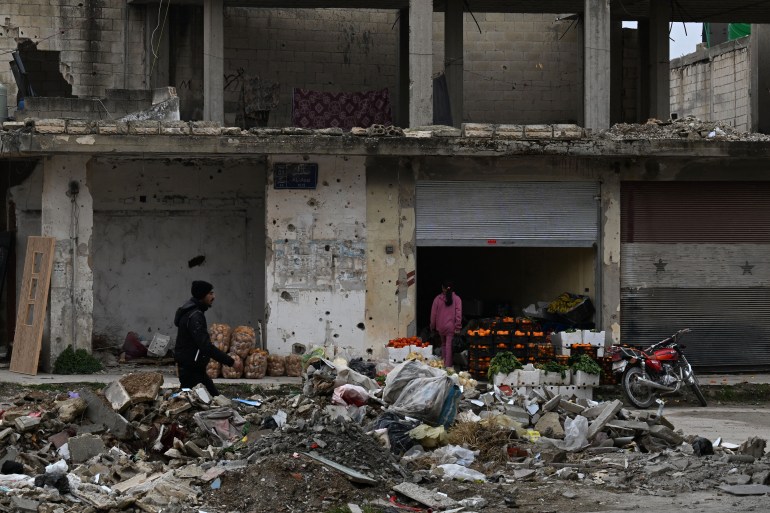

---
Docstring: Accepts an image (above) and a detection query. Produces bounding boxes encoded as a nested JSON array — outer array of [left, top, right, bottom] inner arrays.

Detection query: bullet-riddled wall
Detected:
[[265, 156, 368, 355]]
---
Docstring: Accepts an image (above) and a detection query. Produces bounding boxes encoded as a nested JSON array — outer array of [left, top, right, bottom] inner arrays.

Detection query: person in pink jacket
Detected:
[[430, 280, 463, 368]]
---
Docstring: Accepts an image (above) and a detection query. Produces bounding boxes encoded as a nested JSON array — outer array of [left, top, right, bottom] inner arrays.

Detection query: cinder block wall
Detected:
[[0, 0, 146, 115], [2, 2, 580, 125], [670, 38, 751, 131], [432, 12, 581, 124]]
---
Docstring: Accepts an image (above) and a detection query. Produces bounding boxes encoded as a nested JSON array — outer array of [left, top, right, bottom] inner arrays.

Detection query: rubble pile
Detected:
[[601, 116, 770, 142], [0, 359, 767, 513]]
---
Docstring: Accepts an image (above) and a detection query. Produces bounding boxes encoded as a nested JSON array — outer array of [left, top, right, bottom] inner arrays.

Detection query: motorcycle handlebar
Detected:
[[645, 328, 691, 351]]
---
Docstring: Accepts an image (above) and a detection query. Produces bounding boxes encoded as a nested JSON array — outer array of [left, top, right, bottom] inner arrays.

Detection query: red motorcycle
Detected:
[[608, 328, 707, 409]]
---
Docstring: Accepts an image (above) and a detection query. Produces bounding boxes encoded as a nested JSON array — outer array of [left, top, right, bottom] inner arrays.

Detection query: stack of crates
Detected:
[[467, 322, 495, 379]]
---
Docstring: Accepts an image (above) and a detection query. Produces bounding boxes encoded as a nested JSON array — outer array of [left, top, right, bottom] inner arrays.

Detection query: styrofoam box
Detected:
[[388, 346, 409, 362], [543, 370, 571, 386], [518, 369, 543, 386], [582, 330, 606, 347], [493, 371, 520, 387], [560, 331, 583, 345], [573, 370, 600, 387], [411, 345, 433, 358], [558, 385, 593, 401]]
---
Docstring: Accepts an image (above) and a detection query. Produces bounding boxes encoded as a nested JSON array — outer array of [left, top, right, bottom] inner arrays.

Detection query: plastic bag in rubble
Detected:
[[390, 375, 460, 427], [332, 384, 369, 407], [431, 445, 478, 467], [334, 367, 380, 392], [368, 411, 420, 455], [383, 359, 445, 404], [540, 415, 589, 452], [434, 463, 486, 482]]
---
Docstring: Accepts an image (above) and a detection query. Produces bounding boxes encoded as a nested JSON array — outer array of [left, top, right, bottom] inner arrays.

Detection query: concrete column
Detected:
[[583, 0, 611, 131], [146, 2, 171, 89], [409, 0, 433, 127], [397, 8, 410, 127], [445, 0, 463, 127], [648, 0, 671, 120], [203, 0, 224, 122], [41, 156, 94, 372], [750, 24, 770, 134], [637, 21, 650, 121], [600, 169, 621, 345], [610, 21, 623, 124]]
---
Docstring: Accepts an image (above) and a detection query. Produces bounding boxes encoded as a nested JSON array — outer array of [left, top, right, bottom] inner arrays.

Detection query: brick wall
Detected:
[[670, 38, 751, 131]]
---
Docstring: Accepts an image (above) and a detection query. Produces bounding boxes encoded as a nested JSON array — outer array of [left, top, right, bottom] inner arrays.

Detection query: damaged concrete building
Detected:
[[0, 1, 769, 372]]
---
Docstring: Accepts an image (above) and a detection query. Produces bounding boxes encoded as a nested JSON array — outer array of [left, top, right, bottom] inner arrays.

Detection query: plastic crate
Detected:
[[561, 297, 595, 324]]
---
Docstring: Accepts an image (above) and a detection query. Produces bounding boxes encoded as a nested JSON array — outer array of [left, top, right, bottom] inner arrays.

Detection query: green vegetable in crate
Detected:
[[570, 354, 602, 376], [547, 292, 585, 314], [536, 360, 569, 379], [487, 351, 523, 380]]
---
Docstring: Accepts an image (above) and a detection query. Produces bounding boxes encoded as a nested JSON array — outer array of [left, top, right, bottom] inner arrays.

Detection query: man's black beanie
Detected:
[[191, 280, 214, 300]]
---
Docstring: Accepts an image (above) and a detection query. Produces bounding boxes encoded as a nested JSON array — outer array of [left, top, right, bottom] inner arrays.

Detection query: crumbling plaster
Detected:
[[87, 157, 265, 345], [365, 157, 416, 358], [265, 155, 367, 355], [40, 156, 94, 372]]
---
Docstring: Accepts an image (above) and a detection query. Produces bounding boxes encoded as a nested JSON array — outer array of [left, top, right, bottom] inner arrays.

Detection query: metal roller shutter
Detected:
[[621, 182, 770, 371], [416, 181, 600, 247]]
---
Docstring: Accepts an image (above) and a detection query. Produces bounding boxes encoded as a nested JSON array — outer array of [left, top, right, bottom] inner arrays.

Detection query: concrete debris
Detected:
[[602, 115, 770, 142], [0, 368, 766, 513]]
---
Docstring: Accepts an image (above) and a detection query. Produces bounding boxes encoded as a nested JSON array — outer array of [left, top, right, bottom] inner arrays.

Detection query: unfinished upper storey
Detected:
[[2, 1, 770, 132]]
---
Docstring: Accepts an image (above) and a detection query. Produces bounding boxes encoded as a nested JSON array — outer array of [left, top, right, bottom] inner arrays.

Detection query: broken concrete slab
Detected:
[[69, 434, 107, 463], [14, 416, 41, 432], [302, 452, 377, 485], [56, 397, 88, 423], [392, 482, 458, 510], [535, 412, 565, 439], [587, 400, 623, 440], [79, 388, 133, 440], [649, 425, 684, 446], [10, 496, 39, 513], [606, 419, 650, 433], [739, 437, 767, 458], [718, 484, 770, 496], [724, 474, 752, 485], [559, 399, 585, 415], [103, 380, 132, 412], [120, 372, 164, 404]]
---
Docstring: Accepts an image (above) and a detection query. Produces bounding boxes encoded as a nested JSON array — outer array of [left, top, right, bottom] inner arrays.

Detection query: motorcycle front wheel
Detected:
[[622, 366, 657, 409], [684, 367, 708, 407]]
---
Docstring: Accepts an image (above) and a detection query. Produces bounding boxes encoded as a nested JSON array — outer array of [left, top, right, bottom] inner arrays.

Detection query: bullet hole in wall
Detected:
[[139, 196, 147, 203], [380, 218, 385, 223], [273, 219, 277, 225], [280, 291, 293, 301], [333, 334, 339, 338], [325, 311, 330, 315], [324, 245, 330, 251], [357, 323, 365, 330], [188, 255, 206, 268], [323, 181, 329, 186], [287, 224, 296, 232], [307, 198, 317, 207]]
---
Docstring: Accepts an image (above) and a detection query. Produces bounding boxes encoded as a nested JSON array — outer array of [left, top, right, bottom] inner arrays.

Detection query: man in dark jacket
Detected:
[[174, 280, 234, 396]]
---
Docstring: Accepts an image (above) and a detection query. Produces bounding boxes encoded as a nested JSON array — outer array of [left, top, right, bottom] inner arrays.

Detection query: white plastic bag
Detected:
[[435, 463, 486, 481], [383, 359, 444, 404], [431, 445, 478, 466], [540, 414, 589, 452]]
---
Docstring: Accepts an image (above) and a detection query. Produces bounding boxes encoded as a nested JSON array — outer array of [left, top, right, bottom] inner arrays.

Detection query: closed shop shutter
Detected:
[[621, 182, 770, 371], [416, 181, 600, 247]]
